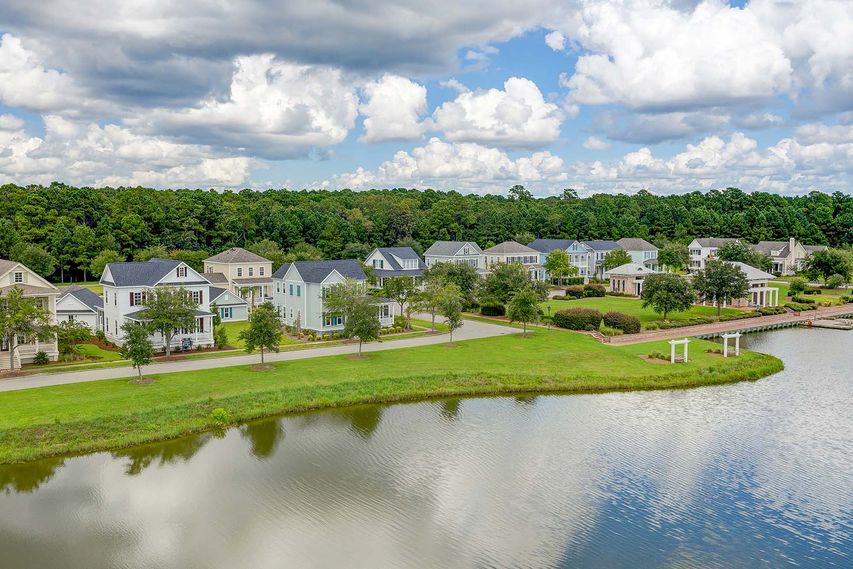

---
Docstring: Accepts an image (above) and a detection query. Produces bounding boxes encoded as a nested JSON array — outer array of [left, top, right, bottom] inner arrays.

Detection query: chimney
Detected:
[[789, 237, 796, 251]]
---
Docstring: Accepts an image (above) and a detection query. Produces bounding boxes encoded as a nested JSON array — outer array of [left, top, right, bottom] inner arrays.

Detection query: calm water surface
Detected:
[[1, 328, 851, 568]]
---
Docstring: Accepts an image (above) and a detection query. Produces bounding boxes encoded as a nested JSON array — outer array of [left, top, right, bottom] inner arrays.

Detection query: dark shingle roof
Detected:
[[102, 259, 182, 287], [204, 272, 229, 284], [694, 237, 739, 248], [424, 241, 483, 256], [274, 260, 366, 283], [582, 240, 622, 251], [527, 238, 577, 253], [60, 286, 103, 311], [373, 268, 425, 278], [204, 247, 270, 264], [371, 247, 425, 271]]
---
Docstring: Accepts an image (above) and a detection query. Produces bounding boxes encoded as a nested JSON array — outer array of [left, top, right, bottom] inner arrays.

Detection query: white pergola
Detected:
[[668, 338, 690, 363], [720, 332, 741, 357], [748, 286, 779, 307]]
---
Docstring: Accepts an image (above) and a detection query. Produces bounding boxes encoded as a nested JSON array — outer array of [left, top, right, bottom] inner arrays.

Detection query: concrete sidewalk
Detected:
[[0, 318, 516, 393]]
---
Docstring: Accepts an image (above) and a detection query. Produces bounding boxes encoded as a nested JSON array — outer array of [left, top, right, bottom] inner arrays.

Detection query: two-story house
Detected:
[[203, 248, 273, 313], [688, 237, 740, 273], [55, 286, 103, 331], [272, 259, 396, 335], [582, 240, 623, 279], [100, 259, 214, 350], [364, 247, 426, 287], [752, 238, 828, 275], [527, 239, 579, 280], [423, 241, 486, 274], [483, 241, 543, 280], [616, 238, 659, 270], [0, 259, 59, 370]]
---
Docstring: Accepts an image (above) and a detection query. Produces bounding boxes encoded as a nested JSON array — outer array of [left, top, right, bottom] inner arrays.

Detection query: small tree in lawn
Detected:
[[692, 260, 749, 317], [602, 249, 632, 271], [415, 280, 444, 331], [239, 302, 282, 364], [804, 249, 851, 285], [543, 249, 577, 285], [658, 243, 689, 272], [382, 276, 419, 329], [120, 321, 154, 382], [439, 284, 464, 344], [788, 277, 808, 296], [139, 286, 198, 356], [344, 298, 382, 357], [55, 320, 92, 361], [641, 273, 694, 321], [507, 286, 540, 337], [0, 287, 55, 371]]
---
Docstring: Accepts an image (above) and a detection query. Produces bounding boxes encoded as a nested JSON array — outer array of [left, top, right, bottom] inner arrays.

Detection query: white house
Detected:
[[688, 237, 740, 273], [55, 286, 103, 331], [203, 247, 273, 310], [604, 263, 660, 296], [364, 246, 425, 287], [272, 259, 396, 335], [209, 286, 249, 322], [582, 240, 623, 279], [0, 259, 59, 370], [527, 239, 579, 280], [100, 259, 215, 350], [752, 238, 828, 275], [423, 241, 485, 273], [483, 241, 543, 279], [616, 238, 659, 270]]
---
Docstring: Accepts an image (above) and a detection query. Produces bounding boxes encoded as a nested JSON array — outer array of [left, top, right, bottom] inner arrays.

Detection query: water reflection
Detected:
[[0, 457, 65, 494], [0, 328, 850, 568]]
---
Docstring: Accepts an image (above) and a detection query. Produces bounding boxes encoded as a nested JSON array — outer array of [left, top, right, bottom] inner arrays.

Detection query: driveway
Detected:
[[0, 317, 516, 393]]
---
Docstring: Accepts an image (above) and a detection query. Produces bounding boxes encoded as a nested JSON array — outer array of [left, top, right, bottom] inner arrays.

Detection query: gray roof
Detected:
[[102, 259, 183, 287], [274, 259, 366, 283], [728, 261, 776, 281], [527, 239, 577, 253], [424, 241, 483, 256], [483, 240, 540, 255], [617, 237, 657, 252], [694, 237, 739, 248], [803, 244, 828, 253], [604, 263, 660, 276], [232, 277, 272, 285], [371, 247, 425, 271], [582, 240, 622, 251], [204, 272, 229, 284], [0, 259, 19, 276], [209, 286, 248, 305], [204, 247, 270, 264], [373, 268, 425, 278], [59, 285, 103, 311]]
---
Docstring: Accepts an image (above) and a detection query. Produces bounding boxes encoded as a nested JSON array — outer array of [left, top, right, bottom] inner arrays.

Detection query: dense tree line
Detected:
[[1, 183, 851, 282]]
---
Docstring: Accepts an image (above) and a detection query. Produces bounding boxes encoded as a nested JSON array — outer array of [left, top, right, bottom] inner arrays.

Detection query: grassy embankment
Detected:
[[0, 327, 782, 464], [541, 296, 741, 327]]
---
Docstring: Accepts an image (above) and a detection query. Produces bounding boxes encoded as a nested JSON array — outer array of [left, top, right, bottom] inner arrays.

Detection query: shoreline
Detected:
[[0, 333, 783, 465]]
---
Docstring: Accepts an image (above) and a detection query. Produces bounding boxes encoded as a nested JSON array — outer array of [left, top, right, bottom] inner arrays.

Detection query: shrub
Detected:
[[553, 308, 603, 331], [210, 408, 230, 425], [827, 274, 846, 289], [841, 295, 852, 303], [644, 322, 660, 330], [583, 283, 606, 297], [791, 295, 815, 304], [393, 315, 407, 329], [785, 301, 817, 311], [647, 350, 669, 361], [33, 351, 50, 365], [600, 325, 623, 336], [564, 285, 585, 299], [602, 311, 641, 334], [802, 288, 821, 295], [480, 302, 506, 316], [788, 277, 808, 295], [606, 290, 634, 297], [758, 306, 786, 316], [95, 330, 107, 342], [563, 277, 584, 285]]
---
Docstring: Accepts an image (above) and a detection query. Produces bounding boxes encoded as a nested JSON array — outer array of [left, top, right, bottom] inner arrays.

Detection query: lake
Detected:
[[1, 328, 850, 568]]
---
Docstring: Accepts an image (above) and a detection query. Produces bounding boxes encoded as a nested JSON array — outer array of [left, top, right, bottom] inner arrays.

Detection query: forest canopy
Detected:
[[1, 183, 851, 282]]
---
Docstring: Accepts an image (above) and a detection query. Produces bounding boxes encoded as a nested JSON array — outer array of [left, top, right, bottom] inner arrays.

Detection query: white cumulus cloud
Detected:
[[582, 136, 611, 150], [359, 74, 428, 143]]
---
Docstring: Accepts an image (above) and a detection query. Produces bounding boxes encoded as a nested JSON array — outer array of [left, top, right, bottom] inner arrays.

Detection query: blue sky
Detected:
[[0, 1, 850, 196]]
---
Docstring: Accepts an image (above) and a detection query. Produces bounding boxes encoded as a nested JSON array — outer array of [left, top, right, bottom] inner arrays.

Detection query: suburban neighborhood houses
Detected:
[[364, 247, 425, 287], [424, 241, 486, 273], [203, 247, 274, 308], [0, 259, 59, 370], [55, 285, 103, 330]]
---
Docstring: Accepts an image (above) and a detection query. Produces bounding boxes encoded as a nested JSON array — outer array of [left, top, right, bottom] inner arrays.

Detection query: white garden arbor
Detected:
[[720, 332, 741, 357], [668, 338, 690, 363]]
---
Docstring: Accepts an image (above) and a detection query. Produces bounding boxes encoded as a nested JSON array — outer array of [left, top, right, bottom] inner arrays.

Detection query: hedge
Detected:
[[553, 308, 603, 331], [563, 277, 584, 285], [564, 285, 585, 299], [583, 283, 606, 297], [480, 302, 506, 316], [790, 295, 815, 304], [602, 311, 641, 334]]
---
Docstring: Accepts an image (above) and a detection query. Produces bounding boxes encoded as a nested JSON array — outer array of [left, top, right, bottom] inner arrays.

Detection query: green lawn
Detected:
[[75, 343, 123, 362], [0, 329, 782, 463], [218, 321, 301, 349], [55, 282, 103, 295], [770, 281, 849, 305], [541, 297, 742, 326]]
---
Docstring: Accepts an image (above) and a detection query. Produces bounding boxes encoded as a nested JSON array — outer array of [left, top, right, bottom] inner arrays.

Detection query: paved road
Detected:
[[607, 304, 853, 345], [0, 318, 516, 393]]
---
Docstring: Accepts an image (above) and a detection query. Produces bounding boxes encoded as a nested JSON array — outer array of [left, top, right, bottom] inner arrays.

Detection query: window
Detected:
[[237, 267, 243, 277], [324, 315, 344, 327], [191, 291, 201, 304], [379, 304, 390, 318], [296, 285, 301, 297], [177, 266, 187, 278], [463, 247, 470, 255], [106, 319, 109, 333], [114, 293, 117, 306], [276, 282, 280, 293], [289, 284, 294, 296], [220, 307, 233, 319], [206, 265, 212, 273], [260, 267, 265, 276], [13, 272, 23, 283], [132, 292, 143, 306], [249, 267, 254, 277], [372, 259, 384, 269]]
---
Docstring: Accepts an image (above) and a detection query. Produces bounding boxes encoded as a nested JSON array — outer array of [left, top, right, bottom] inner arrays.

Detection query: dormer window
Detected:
[[13, 272, 23, 283], [177, 266, 187, 278]]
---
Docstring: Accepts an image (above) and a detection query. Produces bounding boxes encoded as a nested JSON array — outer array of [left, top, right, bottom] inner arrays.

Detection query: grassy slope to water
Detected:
[[0, 329, 782, 464], [542, 297, 741, 326]]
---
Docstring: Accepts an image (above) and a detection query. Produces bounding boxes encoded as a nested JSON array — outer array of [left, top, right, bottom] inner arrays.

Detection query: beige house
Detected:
[[203, 247, 273, 309], [0, 259, 59, 370], [483, 241, 543, 279], [604, 263, 659, 296], [752, 238, 828, 276]]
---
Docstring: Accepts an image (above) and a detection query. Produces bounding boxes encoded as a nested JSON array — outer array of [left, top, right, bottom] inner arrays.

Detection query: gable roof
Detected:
[[204, 247, 270, 264], [604, 263, 659, 276], [484, 240, 539, 255], [693, 237, 739, 248], [0, 259, 19, 277], [59, 286, 103, 311], [275, 260, 366, 283], [424, 241, 483, 256], [0, 258, 58, 293], [616, 238, 657, 252], [102, 259, 187, 287], [370, 247, 425, 271], [209, 286, 248, 305], [803, 244, 828, 253], [582, 240, 622, 251], [527, 238, 577, 253], [728, 261, 775, 281], [752, 240, 790, 257]]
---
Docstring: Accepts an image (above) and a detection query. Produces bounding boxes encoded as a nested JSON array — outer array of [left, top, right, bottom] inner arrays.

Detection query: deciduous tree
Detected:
[[239, 302, 282, 364], [692, 260, 749, 317], [507, 286, 540, 336], [120, 321, 154, 382], [138, 287, 199, 356], [0, 288, 55, 371], [641, 273, 694, 320]]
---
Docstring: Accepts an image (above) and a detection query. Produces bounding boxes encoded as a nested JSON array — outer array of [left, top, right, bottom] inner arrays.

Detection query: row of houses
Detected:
[[688, 237, 826, 274]]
